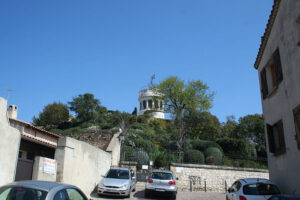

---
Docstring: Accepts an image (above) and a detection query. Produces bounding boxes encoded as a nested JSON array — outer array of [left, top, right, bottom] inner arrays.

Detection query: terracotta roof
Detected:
[[254, 0, 282, 69], [22, 134, 57, 147], [9, 118, 61, 138]]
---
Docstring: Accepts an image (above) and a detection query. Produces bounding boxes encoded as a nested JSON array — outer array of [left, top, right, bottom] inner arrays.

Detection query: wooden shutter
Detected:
[[293, 105, 300, 149], [267, 124, 275, 153], [260, 68, 269, 99], [276, 120, 286, 154], [273, 48, 283, 85]]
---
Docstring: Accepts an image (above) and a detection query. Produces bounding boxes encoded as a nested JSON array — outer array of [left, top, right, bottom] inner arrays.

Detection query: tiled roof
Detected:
[[9, 118, 61, 138], [254, 0, 281, 69], [22, 134, 57, 147]]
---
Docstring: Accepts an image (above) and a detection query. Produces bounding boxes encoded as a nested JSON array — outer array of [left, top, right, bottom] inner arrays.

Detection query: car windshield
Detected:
[[0, 186, 47, 200], [243, 183, 280, 195], [106, 169, 129, 179], [151, 172, 173, 180]]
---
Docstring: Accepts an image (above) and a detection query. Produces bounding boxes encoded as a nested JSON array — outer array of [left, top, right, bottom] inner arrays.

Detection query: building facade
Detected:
[[138, 88, 165, 119], [254, 0, 300, 194]]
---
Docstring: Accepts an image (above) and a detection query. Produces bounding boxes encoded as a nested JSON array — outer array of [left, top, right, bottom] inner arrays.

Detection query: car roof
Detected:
[[110, 167, 131, 171], [4, 181, 73, 192], [238, 178, 273, 184], [152, 169, 173, 173]]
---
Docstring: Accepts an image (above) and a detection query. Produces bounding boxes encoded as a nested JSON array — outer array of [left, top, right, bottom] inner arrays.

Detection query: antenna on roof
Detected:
[[6, 88, 13, 100]]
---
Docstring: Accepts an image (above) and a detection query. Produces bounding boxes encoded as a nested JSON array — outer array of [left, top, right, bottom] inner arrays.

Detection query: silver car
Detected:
[[145, 170, 178, 199], [0, 180, 89, 200], [97, 167, 136, 198]]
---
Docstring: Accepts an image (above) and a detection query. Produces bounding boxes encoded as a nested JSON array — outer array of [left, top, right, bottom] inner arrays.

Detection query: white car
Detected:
[[226, 178, 280, 200]]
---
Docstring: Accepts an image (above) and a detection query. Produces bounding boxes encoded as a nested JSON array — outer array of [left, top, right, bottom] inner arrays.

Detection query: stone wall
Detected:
[[0, 97, 21, 186], [55, 137, 112, 195], [170, 163, 269, 192]]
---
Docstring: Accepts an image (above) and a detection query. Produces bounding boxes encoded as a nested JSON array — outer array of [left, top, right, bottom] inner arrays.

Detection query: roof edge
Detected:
[[254, 0, 281, 69]]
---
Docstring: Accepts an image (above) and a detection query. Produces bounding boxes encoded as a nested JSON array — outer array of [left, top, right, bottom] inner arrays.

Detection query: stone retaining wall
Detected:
[[170, 163, 269, 192]]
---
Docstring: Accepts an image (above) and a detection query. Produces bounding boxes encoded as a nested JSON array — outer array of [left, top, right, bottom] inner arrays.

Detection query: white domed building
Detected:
[[138, 88, 165, 119]]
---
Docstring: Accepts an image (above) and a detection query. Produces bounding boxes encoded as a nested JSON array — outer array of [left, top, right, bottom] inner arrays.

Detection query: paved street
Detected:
[[90, 185, 225, 200]]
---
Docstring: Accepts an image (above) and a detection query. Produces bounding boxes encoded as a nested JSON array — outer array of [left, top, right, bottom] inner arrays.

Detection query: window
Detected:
[[266, 120, 286, 155], [54, 190, 68, 200], [243, 183, 280, 195], [0, 187, 47, 200], [154, 100, 159, 109], [293, 105, 300, 149], [260, 48, 283, 99], [230, 181, 242, 192], [65, 189, 86, 200], [143, 101, 146, 109]]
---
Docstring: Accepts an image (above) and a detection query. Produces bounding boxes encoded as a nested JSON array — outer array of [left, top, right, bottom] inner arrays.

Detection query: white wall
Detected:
[[55, 137, 112, 195], [32, 156, 57, 182], [0, 97, 21, 186], [257, 0, 300, 194], [106, 132, 121, 166]]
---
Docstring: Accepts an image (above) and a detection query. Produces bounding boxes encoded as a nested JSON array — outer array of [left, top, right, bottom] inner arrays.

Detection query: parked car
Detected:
[[97, 167, 136, 198], [0, 180, 89, 200], [226, 178, 280, 200], [145, 169, 178, 199], [268, 195, 300, 200]]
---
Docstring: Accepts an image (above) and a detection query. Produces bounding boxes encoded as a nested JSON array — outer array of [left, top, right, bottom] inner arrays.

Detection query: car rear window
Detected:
[[243, 183, 280, 195], [0, 186, 47, 200], [151, 172, 173, 180]]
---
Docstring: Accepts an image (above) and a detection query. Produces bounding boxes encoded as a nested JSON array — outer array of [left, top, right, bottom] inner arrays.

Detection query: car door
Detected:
[[228, 181, 242, 200]]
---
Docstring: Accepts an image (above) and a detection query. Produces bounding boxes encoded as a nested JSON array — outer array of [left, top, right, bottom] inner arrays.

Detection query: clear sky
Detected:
[[0, 0, 273, 123]]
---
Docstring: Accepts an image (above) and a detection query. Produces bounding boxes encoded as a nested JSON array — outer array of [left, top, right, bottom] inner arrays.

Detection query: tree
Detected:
[[153, 76, 214, 150], [185, 111, 220, 140], [68, 93, 101, 122], [32, 102, 69, 129], [220, 116, 238, 138]]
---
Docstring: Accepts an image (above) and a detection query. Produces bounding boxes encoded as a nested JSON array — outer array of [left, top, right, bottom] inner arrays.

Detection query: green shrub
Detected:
[[135, 150, 149, 169], [191, 139, 223, 152], [184, 150, 205, 164], [204, 147, 224, 165], [216, 137, 250, 157]]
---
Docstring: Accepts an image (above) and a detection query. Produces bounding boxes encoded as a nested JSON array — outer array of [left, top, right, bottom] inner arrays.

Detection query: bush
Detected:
[[191, 139, 223, 152], [135, 150, 149, 169], [216, 137, 251, 157], [184, 150, 205, 164], [204, 147, 224, 165]]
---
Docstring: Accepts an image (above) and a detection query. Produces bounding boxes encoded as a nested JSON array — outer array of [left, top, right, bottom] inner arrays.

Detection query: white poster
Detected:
[[43, 158, 56, 175], [176, 167, 183, 173], [142, 165, 149, 170]]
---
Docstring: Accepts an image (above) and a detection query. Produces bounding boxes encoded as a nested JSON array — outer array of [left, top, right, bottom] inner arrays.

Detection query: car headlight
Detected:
[[120, 184, 128, 189], [98, 182, 104, 188]]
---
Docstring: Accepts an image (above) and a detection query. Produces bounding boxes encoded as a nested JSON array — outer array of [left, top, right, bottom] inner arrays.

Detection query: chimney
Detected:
[[7, 105, 18, 119]]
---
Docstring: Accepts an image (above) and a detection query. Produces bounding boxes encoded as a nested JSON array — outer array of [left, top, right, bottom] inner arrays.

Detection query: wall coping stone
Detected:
[[120, 161, 137, 165], [170, 163, 269, 173]]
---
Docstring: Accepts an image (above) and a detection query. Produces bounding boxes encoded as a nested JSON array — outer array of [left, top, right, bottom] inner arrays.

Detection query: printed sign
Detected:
[[43, 158, 56, 175], [142, 165, 149, 170], [176, 167, 183, 173]]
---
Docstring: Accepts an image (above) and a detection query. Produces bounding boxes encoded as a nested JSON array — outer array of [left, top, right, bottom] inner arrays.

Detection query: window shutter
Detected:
[[276, 120, 286, 154], [260, 68, 269, 99], [273, 48, 283, 85], [267, 124, 275, 153]]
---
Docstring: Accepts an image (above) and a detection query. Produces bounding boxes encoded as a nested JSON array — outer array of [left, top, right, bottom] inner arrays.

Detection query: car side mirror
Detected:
[[132, 176, 136, 180], [228, 188, 233, 193]]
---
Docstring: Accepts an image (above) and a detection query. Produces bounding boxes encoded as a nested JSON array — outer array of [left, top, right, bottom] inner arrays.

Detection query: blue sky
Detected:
[[0, 0, 273, 123]]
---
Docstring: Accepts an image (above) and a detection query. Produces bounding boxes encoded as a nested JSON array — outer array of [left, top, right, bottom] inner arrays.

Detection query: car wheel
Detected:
[[132, 186, 136, 192], [126, 191, 131, 198]]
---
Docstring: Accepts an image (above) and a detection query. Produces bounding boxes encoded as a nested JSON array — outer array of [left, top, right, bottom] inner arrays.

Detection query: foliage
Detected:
[[185, 111, 220, 140], [184, 149, 205, 164], [204, 147, 224, 165], [68, 93, 101, 122], [224, 156, 268, 169], [132, 107, 138, 116], [135, 150, 149, 170], [191, 139, 223, 152], [32, 102, 69, 130], [220, 116, 238, 138], [216, 137, 251, 158]]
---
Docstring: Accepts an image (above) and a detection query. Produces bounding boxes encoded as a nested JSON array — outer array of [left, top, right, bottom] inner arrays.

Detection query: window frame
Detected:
[[266, 120, 286, 155], [260, 48, 283, 99]]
